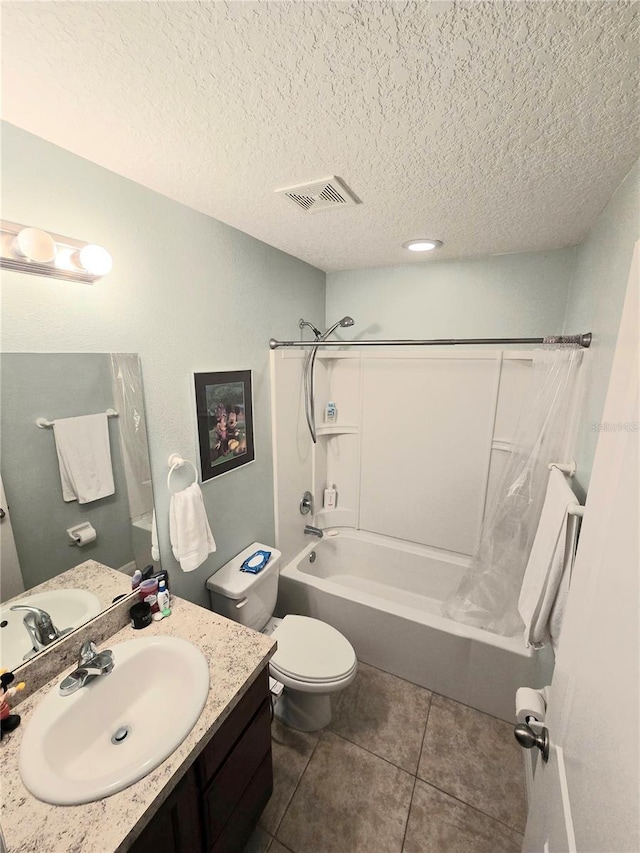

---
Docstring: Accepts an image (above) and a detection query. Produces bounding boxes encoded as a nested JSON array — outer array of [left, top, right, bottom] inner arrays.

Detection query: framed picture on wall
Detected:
[[194, 370, 255, 481]]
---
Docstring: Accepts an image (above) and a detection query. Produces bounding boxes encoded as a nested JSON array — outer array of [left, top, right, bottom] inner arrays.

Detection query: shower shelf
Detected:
[[316, 424, 359, 436]]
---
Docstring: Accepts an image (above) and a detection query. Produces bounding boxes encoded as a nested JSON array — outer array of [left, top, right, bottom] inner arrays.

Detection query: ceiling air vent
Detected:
[[275, 176, 360, 213]]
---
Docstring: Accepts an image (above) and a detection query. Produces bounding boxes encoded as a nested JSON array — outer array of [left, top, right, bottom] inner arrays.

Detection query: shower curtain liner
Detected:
[[443, 347, 584, 637]]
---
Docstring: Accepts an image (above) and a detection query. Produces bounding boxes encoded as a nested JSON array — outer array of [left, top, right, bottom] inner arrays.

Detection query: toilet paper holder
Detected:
[[67, 522, 97, 546]]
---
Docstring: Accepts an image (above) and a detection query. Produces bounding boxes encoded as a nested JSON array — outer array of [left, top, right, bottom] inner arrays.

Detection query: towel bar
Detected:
[[548, 463, 583, 516], [36, 408, 119, 428], [548, 461, 577, 477]]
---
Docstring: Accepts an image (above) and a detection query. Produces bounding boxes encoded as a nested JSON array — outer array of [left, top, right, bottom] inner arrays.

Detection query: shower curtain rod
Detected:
[[269, 332, 592, 350]]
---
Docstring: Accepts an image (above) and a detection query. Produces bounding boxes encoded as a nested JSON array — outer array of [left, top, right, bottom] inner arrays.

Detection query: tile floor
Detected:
[[245, 662, 526, 853]]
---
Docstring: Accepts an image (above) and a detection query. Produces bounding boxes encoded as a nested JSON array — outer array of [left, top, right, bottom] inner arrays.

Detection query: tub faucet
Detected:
[[304, 525, 324, 539], [59, 640, 114, 697]]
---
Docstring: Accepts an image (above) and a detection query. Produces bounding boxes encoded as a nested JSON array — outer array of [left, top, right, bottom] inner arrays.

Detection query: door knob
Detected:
[[514, 722, 549, 762]]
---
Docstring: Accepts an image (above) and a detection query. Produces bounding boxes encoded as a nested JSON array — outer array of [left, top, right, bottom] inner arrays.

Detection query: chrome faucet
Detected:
[[59, 640, 114, 697], [10, 604, 62, 656], [304, 525, 324, 539]]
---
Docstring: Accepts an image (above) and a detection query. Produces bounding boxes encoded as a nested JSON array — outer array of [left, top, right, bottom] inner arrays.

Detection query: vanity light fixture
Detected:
[[0, 220, 113, 283], [403, 239, 443, 252]]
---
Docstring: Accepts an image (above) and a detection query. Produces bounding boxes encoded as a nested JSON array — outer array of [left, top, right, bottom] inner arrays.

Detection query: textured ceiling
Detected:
[[1, 1, 639, 272]]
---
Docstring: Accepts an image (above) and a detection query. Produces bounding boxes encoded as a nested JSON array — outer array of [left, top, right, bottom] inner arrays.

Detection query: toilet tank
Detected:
[[206, 543, 281, 632]]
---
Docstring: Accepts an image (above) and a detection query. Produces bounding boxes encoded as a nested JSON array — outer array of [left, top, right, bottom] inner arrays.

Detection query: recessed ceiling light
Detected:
[[403, 239, 443, 252]]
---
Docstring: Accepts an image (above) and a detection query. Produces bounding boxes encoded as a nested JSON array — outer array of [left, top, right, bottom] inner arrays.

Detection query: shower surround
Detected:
[[270, 348, 574, 719]]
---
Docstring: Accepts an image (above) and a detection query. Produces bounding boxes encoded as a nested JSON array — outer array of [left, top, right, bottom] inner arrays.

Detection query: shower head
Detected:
[[320, 316, 355, 340]]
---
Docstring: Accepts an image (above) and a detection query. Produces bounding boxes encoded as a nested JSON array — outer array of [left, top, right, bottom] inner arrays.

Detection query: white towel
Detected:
[[518, 467, 579, 649], [169, 482, 216, 572], [151, 508, 160, 562], [52, 413, 115, 504]]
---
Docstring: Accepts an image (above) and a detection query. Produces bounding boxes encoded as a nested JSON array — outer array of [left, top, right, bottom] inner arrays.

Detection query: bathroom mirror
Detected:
[[0, 353, 161, 669]]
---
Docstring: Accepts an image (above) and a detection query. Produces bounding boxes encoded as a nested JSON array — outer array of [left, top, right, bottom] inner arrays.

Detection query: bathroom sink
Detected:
[[19, 635, 210, 805], [0, 588, 102, 670]]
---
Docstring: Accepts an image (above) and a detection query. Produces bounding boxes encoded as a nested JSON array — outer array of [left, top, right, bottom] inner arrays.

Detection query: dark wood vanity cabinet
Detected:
[[129, 666, 272, 853], [126, 767, 203, 853]]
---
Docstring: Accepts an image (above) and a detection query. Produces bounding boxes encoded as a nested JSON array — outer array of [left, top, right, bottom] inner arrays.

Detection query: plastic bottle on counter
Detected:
[[139, 577, 159, 613], [157, 580, 171, 618]]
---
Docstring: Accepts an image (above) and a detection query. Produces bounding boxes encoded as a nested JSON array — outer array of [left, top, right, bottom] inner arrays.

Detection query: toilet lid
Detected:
[[270, 615, 356, 684]]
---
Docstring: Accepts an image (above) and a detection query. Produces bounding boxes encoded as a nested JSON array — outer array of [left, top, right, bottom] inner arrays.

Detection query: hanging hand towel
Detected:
[[169, 482, 216, 572], [518, 467, 579, 649], [52, 413, 115, 504], [151, 508, 160, 562]]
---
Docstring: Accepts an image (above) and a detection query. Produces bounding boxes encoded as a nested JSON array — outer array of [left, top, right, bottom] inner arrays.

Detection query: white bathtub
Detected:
[[276, 529, 553, 721]]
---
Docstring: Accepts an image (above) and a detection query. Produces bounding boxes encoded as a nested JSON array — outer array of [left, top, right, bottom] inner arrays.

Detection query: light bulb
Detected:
[[403, 239, 443, 252], [78, 244, 113, 276], [54, 247, 77, 271], [13, 228, 56, 262]]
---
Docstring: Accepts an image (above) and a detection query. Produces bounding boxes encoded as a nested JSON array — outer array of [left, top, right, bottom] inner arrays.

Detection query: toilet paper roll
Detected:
[[75, 525, 96, 546], [515, 687, 547, 724], [67, 522, 97, 546]]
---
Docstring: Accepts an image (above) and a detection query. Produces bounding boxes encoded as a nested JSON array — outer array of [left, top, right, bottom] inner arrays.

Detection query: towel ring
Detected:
[[167, 454, 199, 494]]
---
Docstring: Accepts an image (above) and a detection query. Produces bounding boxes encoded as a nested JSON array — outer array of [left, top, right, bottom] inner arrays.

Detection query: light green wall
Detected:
[[563, 160, 640, 498], [326, 249, 576, 341], [1, 122, 325, 607]]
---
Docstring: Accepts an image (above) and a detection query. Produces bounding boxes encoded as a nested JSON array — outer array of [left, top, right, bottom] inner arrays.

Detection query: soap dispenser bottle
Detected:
[[325, 401, 337, 423], [323, 484, 338, 510], [157, 580, 171, 617]]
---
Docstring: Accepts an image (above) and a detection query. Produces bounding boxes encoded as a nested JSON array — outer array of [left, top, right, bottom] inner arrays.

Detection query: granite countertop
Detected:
[[7, 560, 130, 613], [1, 596, 276, 853]]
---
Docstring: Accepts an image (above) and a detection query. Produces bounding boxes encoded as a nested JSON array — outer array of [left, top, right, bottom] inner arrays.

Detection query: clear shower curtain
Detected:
[[443, 347, 583, 637]]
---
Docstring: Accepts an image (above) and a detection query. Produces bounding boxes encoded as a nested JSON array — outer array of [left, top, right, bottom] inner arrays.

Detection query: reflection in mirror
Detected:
[[0, 563, 131, 671], [0, 353, 161, 669]]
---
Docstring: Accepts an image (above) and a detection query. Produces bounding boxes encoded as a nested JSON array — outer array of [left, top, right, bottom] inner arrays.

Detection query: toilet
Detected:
[[206, 543, 357, 732]]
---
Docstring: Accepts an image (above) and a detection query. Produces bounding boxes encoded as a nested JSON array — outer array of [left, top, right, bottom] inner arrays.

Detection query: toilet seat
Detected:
[[269, 615, 357, 691]]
